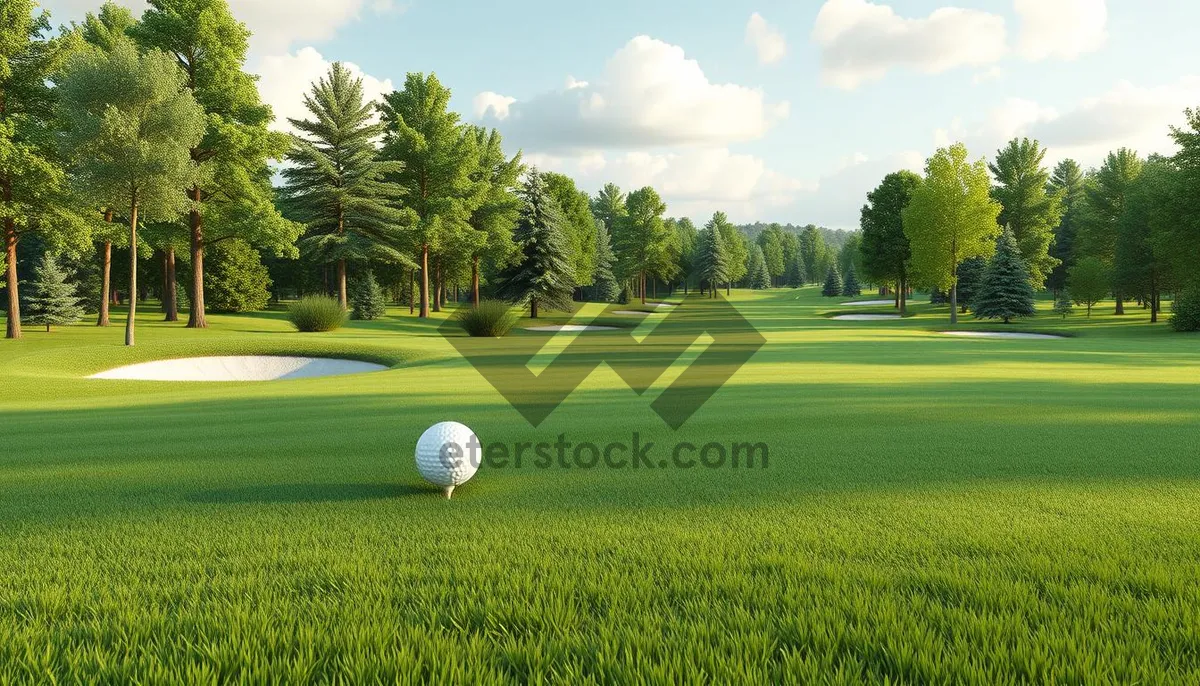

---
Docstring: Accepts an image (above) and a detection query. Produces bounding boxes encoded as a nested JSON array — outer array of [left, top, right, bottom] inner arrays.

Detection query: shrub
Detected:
[[350, 269, 388, 320], [1171, 289, 1200, 332], [205, 239, 271, 313], [455, 299, 518, 337], [288, 296, 346, 332]]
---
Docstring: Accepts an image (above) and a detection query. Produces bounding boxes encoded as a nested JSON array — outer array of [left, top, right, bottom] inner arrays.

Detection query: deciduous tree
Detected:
[[860, 171, 920, 312]]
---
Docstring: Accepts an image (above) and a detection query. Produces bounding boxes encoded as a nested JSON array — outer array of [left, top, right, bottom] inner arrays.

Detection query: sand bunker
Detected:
[[841, 300, 895, 306], [648, 303, 677, 309], [939, 331, 1064, 340], [612, 310, 651, 315], [524, 325, 620, 332], [833, 314, 902, 321], [90, 356, 388, 381]]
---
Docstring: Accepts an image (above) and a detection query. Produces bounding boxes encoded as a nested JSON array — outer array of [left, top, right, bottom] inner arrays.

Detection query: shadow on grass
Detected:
[[188, 482, 427, 504]]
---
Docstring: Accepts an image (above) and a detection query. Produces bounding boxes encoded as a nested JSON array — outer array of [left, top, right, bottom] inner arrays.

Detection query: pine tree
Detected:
[[1053, 295, 1074, 319], [822, 267, 842, 297], [591, 219, 620, 302], [747, 244, 770, 289], [495, 170, 576, 317], [282, 63, 414, 309], [972, 228, 1037, 323], [694, 222, 728, 297], [23, 254, 84, 331], [955, 256, 987, 313], [350, 269, 388, 320], [784, 253, 806, 288], [842, 265, 862, 296]]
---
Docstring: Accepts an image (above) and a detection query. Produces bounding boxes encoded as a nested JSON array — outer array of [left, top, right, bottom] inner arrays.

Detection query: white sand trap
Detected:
[[524, 325, 619, 332], [90, 356, 388, 381], [940, 331, 1064, 340], [648, 303, 677, 309], [833, 314, 901, 321], [612, 310, 651, 315], [841, 299, 895, 306]]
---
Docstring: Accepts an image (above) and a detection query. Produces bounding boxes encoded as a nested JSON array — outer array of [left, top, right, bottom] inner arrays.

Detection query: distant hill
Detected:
[[737, 223, 856, 252]]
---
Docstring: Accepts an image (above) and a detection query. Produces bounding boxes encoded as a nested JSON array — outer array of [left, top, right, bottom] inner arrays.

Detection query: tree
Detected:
[[1047, 159, 1086, 294], [591, 183, 627, 240], [989, 138, 1062, 288], [379, 72, 478, 318], [1077, 148, 1142, 314], [23, 253, 84, 331], [799, 225, 827, 285], [842, 265, 862, 297], [590, 218, 620, 302], [132, 0, 299, 329], [1168, 109, 1200, 292], [860, 171, 920, 312], [903, 143, 1002, 324], [1068, 256, 1110, 318], [1053, 295, 1074, 319], [674, 217, 698, 293], [543, 172, 596, 291], [746, 244, 770, 289], [204, 238, 270, 313], [613, 186, 670, 304], [282, 63, 412, 309], [837, 233, 863, 288], [59, 38, 205, 346], [695, 218, 729, 297], [757, 224, 786, 286], [712, 212, 746, 293], [495, 171, 575, 317], [955, 256, 986, 313], [822, 267, 842, 297], [1116, 157, 1177, 323], [972, 228, 1036, 323], [465, 127, 521, 306], [2, 1, 87, 339], [350, 269, 387, 320], [784, 252, 806, 288]]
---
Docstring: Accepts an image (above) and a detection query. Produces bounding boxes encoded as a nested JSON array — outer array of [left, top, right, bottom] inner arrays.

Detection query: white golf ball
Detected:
[[415, 421, 480, 498]]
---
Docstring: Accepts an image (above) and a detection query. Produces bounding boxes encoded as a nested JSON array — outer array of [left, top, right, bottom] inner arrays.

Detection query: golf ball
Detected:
[[415, 421, 480, 497]]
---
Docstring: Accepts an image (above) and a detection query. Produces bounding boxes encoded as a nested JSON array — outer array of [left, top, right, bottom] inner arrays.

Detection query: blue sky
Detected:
[[43, 0, 1200, 228]]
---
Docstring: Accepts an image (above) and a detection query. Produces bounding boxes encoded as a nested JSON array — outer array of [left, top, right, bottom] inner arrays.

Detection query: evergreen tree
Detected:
[[495, 170, 576, 317], [591, 219, 620, 302], [784, 252, 807, 288], [465, 126, 522, 306], [674, 217, 698, 293], [543, 172, 596, 289], [955, 256, 987, 313], [1053, 295, 1074, 319], [822, 266, 842, 297], [842, 265, 862, 297], [972, 228, 1036, 323], [747, 244, 770, 289], [282, 63, 413, 309], [695, 218, 729, 297], [1046, 159, 1086, 295], [23, 254, 85, 331], [1077, 148, 1142, 315], [350, 269, 388, 320], [757, 224, 786, 285], [989, 138, 1062, 288]]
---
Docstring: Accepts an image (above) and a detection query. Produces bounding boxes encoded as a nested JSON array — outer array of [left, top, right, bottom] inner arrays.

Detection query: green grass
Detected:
[[1, 289, 1199, 683]]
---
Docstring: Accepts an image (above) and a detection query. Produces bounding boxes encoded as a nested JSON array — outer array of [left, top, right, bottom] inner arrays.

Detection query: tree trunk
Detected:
[[530, 297, 538, 319], [899, 274, 908, 314], [419, 244, 429, 318], [163, 247, 178, 322], [98, 239, 112, 327], [472, 255, 480, 307], [126, 197, 139, 347], [4, 219, 19, 340], [337, 258, 348, 309], [433, 259, 442, 313], [187, 188, 207, 328], [1115, 292, 1124, 315], [949, 282, 959, 325], [652, 277, 657, 299], [409, 268, 415, 314]]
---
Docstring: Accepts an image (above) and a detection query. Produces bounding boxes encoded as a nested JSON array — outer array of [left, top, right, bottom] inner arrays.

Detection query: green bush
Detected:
[[1171, 289, 1200, 332], [287, 296, 346, 332], [455, 299, 518, 337], [205, 239, 271, 313], [350, 270, 388, 320]]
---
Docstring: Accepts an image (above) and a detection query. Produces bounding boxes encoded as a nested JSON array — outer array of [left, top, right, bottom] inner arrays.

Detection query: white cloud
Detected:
[[812, 0, 1007, 89], [746, 13, 788, 65], [1014, 0, 1107, 61], [39, 0, 396, 55], [526, 148, 814, 223], [972, 67, 1006, 85], [787, 151, 925, 229], [254, 47, 394, 134], [473, 92, 516, 120], [477, 36, 789, 152]]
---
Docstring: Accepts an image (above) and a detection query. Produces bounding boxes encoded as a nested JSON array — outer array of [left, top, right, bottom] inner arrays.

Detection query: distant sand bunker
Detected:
[[524, 325, 620, 332], [833, 314, 901, 321], [841, 300, 894, 306], [90, 356, 388, 381], [939, 331, 1064, 340]]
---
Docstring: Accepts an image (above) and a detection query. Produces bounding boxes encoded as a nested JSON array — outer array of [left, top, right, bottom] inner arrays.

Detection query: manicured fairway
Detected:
[[2, 289, 1199, 683]]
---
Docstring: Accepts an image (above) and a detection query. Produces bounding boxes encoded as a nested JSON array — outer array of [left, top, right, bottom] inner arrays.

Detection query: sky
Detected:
[[39, 0, 1200, 229]]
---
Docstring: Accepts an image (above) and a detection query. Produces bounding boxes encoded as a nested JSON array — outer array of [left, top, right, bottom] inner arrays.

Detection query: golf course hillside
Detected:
[[2, 289, 1198, 682]]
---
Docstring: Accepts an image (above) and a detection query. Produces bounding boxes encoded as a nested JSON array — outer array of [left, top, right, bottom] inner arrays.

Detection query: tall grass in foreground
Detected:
[[287, 296, 347, 332], [455, 299, 519, 337]]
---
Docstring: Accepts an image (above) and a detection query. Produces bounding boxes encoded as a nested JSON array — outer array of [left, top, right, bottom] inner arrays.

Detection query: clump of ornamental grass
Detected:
[[455, 299, 519, 337], [287, 296, 347, 332]]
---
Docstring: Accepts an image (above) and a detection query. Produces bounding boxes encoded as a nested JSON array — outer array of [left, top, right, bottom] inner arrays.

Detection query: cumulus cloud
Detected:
[[473, 92, 516, 120], [746, 13, 788, 65], [525, 148, 814, 223], [477, 36, 789, 152], [786, 151, 925, 229], [39, 0, 397, 55], [254, 47, 394, 134], [1014, 0, 1107, 61], [812, 0, 1007, 89]]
